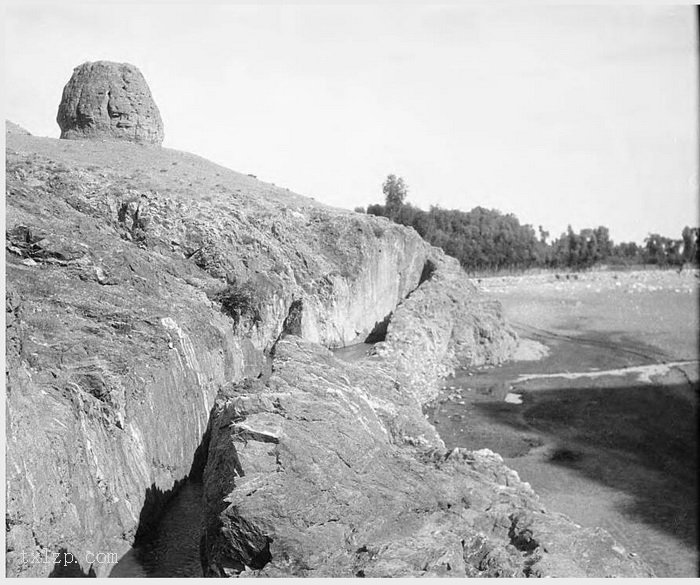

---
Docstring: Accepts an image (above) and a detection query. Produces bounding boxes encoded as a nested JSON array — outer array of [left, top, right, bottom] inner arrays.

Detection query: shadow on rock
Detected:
[[364, 313, 391, 343], [109, 421, 212, 577], [48, 548, 96, 578]]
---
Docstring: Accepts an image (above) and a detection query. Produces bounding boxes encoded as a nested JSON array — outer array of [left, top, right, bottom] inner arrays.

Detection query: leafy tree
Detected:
[[383, 174, 408, 218], [410, 209, 434, 239], [535, 226, 552, 266], [366, 203, 386, 217], [681, 226, 699, 265], [667, 239, 684, 267], [580, 228, 599, 267], [611, 241, 642, 265], [213, 281, 262, 331], [594, 226, 612, 260], [365, 175, 692, 273], [644, 233, 665, 265], [566, 226, 580, 268]]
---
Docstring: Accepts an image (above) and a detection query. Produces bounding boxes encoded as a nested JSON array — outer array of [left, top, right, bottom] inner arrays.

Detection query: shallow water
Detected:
[[109, 341, 374, 578], [332, 342, 374, 363], [427, 334, 699, 578], [108, 278, 698, 577], [109, 481, 204, 577]]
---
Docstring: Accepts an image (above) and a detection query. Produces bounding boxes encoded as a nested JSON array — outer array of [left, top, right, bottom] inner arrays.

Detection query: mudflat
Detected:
[[428, 269, 699, 577]]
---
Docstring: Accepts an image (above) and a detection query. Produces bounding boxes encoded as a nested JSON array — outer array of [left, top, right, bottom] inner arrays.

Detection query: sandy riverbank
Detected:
[[428, 269, 699, 577]]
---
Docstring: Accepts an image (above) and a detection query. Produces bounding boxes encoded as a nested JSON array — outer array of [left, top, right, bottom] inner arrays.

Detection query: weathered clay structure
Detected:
[[56, 61, 164, 145]]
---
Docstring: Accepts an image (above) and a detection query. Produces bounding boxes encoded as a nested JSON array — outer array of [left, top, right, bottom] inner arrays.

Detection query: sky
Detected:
[[4, 1, 698, 244]]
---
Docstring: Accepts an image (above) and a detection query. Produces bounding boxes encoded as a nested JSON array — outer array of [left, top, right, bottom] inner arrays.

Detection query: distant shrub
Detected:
[[213, 281, 262, 331], [354, 206, 366, 214], [549, 448, 582, 463]]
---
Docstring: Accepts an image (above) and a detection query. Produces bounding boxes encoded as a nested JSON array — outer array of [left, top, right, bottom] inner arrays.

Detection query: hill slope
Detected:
[[5, 130, 650, 577]]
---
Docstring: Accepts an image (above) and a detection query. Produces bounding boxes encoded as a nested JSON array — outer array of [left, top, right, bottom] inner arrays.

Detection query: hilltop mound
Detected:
[[56, 61, 164, 145], [5, 128, 650, 578], [6, 120, 31, 135]]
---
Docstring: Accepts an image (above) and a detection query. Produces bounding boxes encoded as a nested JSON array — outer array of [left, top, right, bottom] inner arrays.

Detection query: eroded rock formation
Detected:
[[56, 61, 164, 145], [202, 337, 651, 577], [199, 266, 650, 577], [5, 121, 651, 578]]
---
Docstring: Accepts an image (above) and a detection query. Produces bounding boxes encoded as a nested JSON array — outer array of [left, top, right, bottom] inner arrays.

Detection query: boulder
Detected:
[[56, 61, 164, 145]]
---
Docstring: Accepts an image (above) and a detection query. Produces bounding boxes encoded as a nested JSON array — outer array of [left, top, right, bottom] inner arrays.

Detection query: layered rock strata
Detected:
[[199, 263, 651, 577], [5, 129, 514, 577], [5, 127, 650, 578], [56, 61, 164, 145]]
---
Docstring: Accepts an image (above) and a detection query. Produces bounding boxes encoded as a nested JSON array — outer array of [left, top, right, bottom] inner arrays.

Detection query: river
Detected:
[[425, 330, 698, 578]]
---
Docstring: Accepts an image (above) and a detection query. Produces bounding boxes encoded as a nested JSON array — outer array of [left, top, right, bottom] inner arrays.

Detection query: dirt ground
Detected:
[[427, 268, 699, 577]]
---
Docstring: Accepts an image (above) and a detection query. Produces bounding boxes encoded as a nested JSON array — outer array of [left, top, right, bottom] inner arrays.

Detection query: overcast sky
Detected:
[[4, 2, 698, 243]]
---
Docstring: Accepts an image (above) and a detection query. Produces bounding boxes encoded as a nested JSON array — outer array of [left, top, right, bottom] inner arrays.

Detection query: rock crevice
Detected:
[[5, 113, 651, 578], [5, 126, 516, 577], [199, 335, 651, 577]]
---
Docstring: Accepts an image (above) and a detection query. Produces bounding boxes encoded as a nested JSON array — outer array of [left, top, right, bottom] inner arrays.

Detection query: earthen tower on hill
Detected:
[[56, 61, 164, 145]]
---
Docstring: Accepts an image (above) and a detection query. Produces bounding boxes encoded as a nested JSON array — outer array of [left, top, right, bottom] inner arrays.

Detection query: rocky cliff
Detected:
[[201, 338, 651, 578], [5, 127, 651, 577]]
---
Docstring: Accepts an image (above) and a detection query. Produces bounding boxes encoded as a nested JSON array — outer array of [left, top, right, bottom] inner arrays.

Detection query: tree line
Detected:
[[355, 175, 700, 273]]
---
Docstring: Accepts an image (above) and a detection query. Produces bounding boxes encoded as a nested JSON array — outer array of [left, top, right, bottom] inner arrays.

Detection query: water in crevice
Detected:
[[110, 480, 204, 577], [332, 341, 374, 363]]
